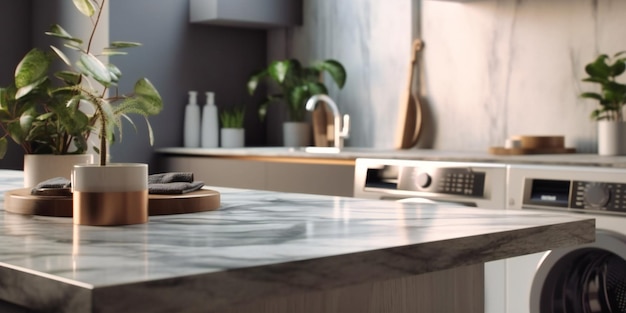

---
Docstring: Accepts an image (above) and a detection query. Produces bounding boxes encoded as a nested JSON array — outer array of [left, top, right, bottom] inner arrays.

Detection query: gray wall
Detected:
[[109, 0, 267, 168], [268, 0, 415, 148], [0, 1, 32, 170]]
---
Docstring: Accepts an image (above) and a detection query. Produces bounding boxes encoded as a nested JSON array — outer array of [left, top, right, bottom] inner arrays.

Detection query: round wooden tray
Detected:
[[488, 147, 576, 155], [3, 188, 220, 217]]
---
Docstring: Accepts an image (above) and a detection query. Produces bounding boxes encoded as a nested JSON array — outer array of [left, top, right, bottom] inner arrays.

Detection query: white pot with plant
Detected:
[[0, 21, 97, 186], [581, 52, 626, 156], [247, 59, 346, 147], [0, 0, 163, 225], [219, 106, 245, 148]]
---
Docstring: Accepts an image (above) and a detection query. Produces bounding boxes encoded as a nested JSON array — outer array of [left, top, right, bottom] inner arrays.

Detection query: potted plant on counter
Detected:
[[247, 58, 346, 147], [219, 106, 245, 148], [1, 0, 163, 225], [0, 51, 94, 187], [581, 51, 626, 155]]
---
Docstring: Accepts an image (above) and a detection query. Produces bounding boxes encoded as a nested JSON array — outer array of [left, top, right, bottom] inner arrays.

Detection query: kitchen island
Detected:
[[0, 170, 594, 313]]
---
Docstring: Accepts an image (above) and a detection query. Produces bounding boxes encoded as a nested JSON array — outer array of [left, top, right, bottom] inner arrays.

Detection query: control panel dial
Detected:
[[584, 183, 611, 208], [415, 172, 432, 188]]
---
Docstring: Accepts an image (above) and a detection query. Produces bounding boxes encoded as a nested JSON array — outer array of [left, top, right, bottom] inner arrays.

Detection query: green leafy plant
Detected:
[[581, 52, 626, 121], [0, 0, 163, 165], [247, 59, 346, 122], [219, 106, 245, 129]]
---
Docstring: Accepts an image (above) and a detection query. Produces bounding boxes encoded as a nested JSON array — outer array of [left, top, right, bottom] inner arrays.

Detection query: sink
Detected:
[[302, 147, 341, 154], [243, 146, 381, 154]]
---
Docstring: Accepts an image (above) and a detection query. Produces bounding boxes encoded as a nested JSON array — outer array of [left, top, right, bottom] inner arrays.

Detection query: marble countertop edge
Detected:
[[81, 218, 594, 313]]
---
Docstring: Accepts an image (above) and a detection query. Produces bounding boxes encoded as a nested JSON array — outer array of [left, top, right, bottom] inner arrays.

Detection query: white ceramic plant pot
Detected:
[[283, 122, 311, 147], [72, 163, 148, 226], [598, 121, 626, 156], [23, 154, 94, 188], [220, 128, 245, 148]]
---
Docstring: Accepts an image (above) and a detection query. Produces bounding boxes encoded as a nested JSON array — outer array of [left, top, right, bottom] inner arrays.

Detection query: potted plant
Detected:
[[0, 0, 163, 225], [219, 106, 245, 148], [581, 51, 626, 155], [247, 58, 346, 147], [0, 48, 95, 187]]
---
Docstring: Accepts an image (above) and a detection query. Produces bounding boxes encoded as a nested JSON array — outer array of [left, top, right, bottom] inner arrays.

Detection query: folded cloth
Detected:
[[30, 177, 71, 196], [30, 173, 203, 195], [148, 172, 204, 194], [149, 181, 205, 194], [148, 172, 194, 184]]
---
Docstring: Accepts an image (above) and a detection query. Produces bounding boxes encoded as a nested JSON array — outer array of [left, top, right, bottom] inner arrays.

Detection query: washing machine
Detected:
[[506, 164, 626, 313], [353, 158, 508, 313]]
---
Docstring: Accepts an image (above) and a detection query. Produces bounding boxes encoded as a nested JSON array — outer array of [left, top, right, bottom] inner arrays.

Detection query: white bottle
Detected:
[[183, 91, 201, 148], [201, 91, 219, 148]]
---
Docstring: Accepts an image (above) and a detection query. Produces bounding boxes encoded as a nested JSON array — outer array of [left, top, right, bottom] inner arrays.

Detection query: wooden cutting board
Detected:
[[394, 39, 424, 149], [4, 188, 221, 217]]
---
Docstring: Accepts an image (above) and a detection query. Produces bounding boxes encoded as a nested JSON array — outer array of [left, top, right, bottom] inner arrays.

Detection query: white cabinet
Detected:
[[190, 0, 302, 29], [159, 156, 355, 197]]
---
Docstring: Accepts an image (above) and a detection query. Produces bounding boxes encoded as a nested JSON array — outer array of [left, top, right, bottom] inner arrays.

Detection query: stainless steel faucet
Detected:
[[305, 94, 350, 149]]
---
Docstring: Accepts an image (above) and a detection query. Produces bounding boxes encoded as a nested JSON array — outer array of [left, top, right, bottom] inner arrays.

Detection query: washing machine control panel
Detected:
[[523, 178, 626, 214], [398, 167, 486, 197], [570, 181, 626, 212]]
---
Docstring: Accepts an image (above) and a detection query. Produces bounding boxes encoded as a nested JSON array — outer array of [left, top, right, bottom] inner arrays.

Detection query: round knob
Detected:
[[584, 184, 611, 208], [415, 172, 432, 188]]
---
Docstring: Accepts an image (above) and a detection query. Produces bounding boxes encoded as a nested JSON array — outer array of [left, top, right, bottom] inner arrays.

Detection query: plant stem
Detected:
[[86, 0, 105, 54], [99, 110, 107, 166]]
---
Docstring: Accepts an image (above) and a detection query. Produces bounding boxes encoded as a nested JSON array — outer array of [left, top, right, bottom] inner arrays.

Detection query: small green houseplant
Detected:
[[580, 52, 626, 121], [247, 59, 347, 122], [0, 0, 162, 166], [219, 106, 245, 129], [581, 51, 626, 155], [219, 106, 245, 148]]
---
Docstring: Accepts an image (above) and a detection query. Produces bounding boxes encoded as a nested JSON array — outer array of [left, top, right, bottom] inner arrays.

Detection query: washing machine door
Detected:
[[530, 230, 626, 313]]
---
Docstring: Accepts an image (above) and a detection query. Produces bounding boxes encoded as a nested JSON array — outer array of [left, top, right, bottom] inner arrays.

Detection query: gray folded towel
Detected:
[[29, 173, 204, 196], [148, 172, 194, 184], [148, 172, 204, 194], [149, 181, 205, 194]]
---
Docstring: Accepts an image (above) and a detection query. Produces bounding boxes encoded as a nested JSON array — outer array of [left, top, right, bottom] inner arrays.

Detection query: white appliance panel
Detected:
[[506, 164, 626, 313]]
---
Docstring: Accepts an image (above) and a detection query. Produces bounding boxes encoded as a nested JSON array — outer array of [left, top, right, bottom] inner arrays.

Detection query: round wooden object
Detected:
[[3, 188, 220, 217], [488, 146, 576, 155], [517, 136, 565, 149]]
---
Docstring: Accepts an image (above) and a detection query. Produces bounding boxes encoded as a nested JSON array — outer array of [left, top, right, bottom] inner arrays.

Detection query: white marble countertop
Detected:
[[0, 170, 594, 313], [156, 147, 626, 167]]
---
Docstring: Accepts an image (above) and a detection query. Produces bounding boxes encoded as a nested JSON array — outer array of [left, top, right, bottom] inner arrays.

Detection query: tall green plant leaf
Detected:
[[109, 41, 142, 49], [247, 70, 267, 94], [133, 78, 163, 115], [50, 46, 72, 66], [55, 71, 82, 85], [78, 53, 112, 86], [72, 0, 96, 17], [45, 25, 83, 44], [15, 76, 48, 100], [7, 111, 35, 144], [318, 60, 347, 88], [585, 55, 611, 79], [15, 49, 50, 88], [269, 60, 291, 83]]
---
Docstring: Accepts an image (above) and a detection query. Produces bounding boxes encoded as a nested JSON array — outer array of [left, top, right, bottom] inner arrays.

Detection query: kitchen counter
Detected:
[[0, 170, 594, 313], [157, 147, 626, 167]]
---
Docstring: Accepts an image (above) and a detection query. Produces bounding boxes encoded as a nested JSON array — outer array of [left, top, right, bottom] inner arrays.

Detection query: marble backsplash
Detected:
[[272, 0, 626, 153]]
